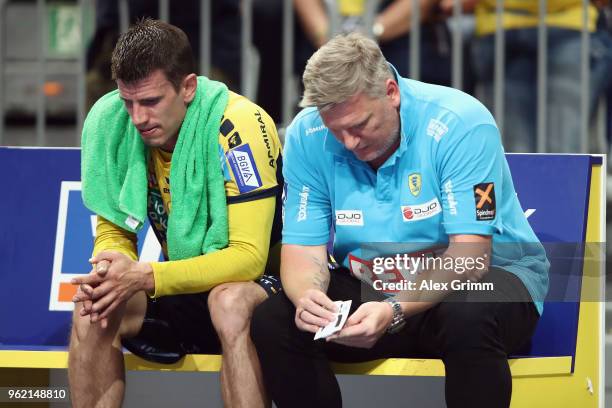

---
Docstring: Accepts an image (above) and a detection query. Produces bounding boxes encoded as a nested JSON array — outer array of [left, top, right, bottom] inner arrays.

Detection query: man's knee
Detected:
[[70, 293, 146, 346], [208, 282, 266, 342]]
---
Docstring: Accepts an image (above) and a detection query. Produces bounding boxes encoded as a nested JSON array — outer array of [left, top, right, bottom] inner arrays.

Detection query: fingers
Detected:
[[333, 321, 367, 339], [90, 250, 126, 267], [98, 298, 122, 321], [298, 290, 337, 321], [95, 260, 110, 277], [300, 309, 331, 328], [294, 309, 322, 333], [73, 283, 93, 303], [89, 280, 114, 301], [71, 273, 104, 287], [344, 306, 368, 327], [310, 291, 338, 314], [90, 290, 118, 316]]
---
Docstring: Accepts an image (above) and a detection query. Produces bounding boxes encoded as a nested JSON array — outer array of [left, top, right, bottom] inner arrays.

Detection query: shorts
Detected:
[[122, 274, 282, 364]]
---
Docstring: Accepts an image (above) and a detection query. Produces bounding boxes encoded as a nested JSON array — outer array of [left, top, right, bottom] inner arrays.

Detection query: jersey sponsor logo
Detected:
[[226, 144, 263, 193], [49, 182, 162, 311], [219, 117, 235, 136], [401, 198, 441, 222], [426, 118, 448, 142], [444, 179, 458, 215], [298, 185, 310, 222], [335, 210, 364, 226], [255, 110, 275, 167], [228, 131, 243, 148], [408, 173, 421, 196], [305, 124, 326, 135], [474, 182, 496, 220]]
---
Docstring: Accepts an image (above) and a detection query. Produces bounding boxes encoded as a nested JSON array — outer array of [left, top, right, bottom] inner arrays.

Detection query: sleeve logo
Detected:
[[226, 144, 263, 193], [473, 182, 496, 221]]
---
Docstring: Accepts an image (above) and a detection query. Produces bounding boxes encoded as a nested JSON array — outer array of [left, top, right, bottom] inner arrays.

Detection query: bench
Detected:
[[0, 148, 605, 407]]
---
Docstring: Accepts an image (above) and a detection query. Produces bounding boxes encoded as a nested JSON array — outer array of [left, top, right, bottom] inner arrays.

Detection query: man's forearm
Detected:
[[393, 238, 491, 316], [294, 0, 329, 47], [281, 244, 330, 307], [375, 0, 438, 43]]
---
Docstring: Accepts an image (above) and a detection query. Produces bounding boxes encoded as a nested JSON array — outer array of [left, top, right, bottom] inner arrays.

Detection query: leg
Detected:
[[68, 291, 147, 408], [420, 269, 539, 408], [251, 290, 343, 408], [250, 270, 417, 408], [208, 282, 269, 408]]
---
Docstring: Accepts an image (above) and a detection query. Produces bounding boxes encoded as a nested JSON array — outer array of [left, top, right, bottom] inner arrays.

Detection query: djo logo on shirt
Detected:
[[401, 198, 441, 222], [335, 210, 364, 226]]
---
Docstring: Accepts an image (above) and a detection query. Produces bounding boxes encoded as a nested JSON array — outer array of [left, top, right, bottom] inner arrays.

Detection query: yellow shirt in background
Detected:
[[475, 0, 598, 36], [93, 91, 282, 297]]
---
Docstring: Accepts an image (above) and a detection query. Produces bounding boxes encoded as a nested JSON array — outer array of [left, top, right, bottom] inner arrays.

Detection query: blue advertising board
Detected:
[[0, 148, 601, 364]]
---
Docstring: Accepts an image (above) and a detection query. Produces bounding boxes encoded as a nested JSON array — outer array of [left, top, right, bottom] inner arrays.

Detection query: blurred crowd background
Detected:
[[1, 0, 611, 152]]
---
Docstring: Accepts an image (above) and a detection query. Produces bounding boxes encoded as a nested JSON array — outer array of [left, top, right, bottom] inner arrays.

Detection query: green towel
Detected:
[[81, 76, 229, 260]]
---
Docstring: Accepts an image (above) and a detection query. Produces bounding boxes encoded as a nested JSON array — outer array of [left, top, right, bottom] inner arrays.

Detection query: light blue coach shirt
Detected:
[[282, 70, 549, 313]]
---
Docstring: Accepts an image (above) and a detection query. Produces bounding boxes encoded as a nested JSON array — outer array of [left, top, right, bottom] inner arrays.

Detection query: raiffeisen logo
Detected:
[[49, 182, 162, 311]]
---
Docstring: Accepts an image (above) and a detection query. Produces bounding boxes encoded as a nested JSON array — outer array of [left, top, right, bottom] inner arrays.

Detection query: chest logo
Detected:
[[401, 198, 441, 222], [408, 173, 422, 197], [335, 210, 364, 226]]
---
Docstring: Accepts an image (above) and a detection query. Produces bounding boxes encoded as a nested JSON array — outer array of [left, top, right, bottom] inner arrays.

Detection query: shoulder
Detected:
[[400, 78, 496, 133], [218, 92, 280, 155], [217, 92, 282, 197], [285, 107, 328, 153]]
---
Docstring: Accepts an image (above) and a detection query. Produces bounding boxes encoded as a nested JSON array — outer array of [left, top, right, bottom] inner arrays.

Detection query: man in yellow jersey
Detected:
[[68, 19, 282, 408]]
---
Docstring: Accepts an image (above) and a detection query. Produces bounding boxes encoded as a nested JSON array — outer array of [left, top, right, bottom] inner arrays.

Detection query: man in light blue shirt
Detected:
[[251, 32, 548, 408]]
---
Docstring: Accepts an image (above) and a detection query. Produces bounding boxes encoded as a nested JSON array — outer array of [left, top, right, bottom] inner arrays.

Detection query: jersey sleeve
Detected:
[[217, 94, 281, 203], [437, 123, 505, 236], [93, 215, 138, 260], [150, 195, 276, 296], [281, 120, 332, 246]]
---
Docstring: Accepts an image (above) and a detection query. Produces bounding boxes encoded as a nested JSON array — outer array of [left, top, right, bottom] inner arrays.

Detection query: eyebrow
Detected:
[[119, 96, 162, 104]]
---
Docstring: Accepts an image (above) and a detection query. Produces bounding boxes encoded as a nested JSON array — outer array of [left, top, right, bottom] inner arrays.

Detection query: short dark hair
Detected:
[[111, 18, 196, 91]]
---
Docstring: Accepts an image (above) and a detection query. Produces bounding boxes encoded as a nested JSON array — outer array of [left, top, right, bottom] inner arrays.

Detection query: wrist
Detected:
[[137, 262, 155, 294], [383, 298, 406, 334]]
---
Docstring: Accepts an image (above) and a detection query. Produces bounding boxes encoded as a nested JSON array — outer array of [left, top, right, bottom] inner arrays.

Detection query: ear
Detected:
[[385, 79, 400, 109], [182, 73, 198, 104]]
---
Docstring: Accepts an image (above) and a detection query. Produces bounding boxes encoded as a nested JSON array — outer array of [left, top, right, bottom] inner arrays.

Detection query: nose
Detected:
[[130, 103, 148, 127], [340, 130, 360, 151]]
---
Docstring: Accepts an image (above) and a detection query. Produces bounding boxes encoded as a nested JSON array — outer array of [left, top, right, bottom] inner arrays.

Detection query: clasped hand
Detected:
[[71, 251, 148, 328]]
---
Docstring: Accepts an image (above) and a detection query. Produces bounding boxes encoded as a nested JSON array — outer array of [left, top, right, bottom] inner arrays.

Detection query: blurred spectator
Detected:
[[251, 0, 478, 123], [252, 0, 286, 122], [471, 0, 612, 153], [86, 0, 241, 110], [294, 0, 461, 85]]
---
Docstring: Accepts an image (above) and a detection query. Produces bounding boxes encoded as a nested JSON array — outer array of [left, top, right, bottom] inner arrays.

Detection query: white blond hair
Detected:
[[300, 32, 393, 110]]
